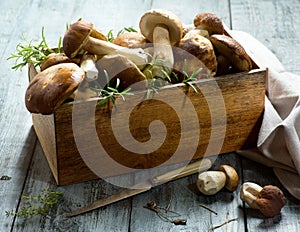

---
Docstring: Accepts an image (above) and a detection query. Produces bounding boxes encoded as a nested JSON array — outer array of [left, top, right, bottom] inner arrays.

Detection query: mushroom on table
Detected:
[[240, 182, 286, 217], [196, 164, 239, 195]]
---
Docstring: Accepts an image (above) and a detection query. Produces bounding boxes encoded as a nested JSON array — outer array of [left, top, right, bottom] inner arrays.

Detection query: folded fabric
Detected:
[[229, 30, 300, 199]]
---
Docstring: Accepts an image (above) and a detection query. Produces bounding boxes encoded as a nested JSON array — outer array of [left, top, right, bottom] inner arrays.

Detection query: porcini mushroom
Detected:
[[178, 33, 217, 76], [63, 20, 148, 67], [197, 171, 226, 195], [193, 12, 224, 35], [196, 164, 238, 195], [219, 165, 239, 192], [25, 63, 85, 114], [139, 9, 183, 77], [113, 32, 148, 48], [210, 34, 252, 72], [240, 182, 285, 217], [40, 53, 77, 71], [96, 54, 147, 92]]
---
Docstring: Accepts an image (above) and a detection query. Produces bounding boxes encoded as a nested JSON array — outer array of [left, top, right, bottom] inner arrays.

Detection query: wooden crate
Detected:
[[28, 26, 266, 185]]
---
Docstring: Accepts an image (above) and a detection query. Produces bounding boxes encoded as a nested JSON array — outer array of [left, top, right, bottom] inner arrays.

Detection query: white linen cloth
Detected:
[[229, 30, 300, 199]]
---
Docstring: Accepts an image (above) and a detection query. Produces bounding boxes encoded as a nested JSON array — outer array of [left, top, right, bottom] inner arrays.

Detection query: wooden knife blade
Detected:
[[68, 158, 212, 217]]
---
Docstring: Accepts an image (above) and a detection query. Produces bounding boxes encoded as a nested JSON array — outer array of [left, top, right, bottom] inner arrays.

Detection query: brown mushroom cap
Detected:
[[112, 32, 148, 48], [63, 20, 107, 58], [41, 53, 75, 71], [255, 185, 285, 217], [178, 33, 217, 76], [139, 9, 183, 45], [25, 63, 85, 114], [210, 34, 252, 71], [193, 12, 224, 35], [219, 165, 239, 191], [96, 54, 147, 91]]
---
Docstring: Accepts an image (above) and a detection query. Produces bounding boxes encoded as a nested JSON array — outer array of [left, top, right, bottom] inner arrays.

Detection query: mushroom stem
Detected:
[[80, 53, 98, 82], [82, 36, 147, 67], [152, 24, 174, 77]]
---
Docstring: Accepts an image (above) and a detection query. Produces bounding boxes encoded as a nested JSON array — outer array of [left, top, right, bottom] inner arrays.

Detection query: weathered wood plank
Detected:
[[1, 0, 299, 231], [230, 0, 300, 74], [12, 141, 132, 232], [130, 153, 244, 231], [0, 0, 40, 230]]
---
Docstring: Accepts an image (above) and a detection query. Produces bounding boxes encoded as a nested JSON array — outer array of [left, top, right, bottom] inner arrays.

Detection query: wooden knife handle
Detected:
[[151, 158, 212, 185]]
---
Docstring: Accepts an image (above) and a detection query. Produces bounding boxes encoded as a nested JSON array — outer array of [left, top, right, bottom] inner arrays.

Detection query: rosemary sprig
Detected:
[[90, 70, 134, 105], [8, 27, 61, 71], [144, 55, 202, 94], [5, 189, 63, 219]]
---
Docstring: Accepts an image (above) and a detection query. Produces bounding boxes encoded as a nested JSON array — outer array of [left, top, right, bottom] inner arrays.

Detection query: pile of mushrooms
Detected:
[[25, 10, 253, 115]]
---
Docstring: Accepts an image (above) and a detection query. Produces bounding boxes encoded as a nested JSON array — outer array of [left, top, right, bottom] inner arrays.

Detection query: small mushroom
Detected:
[[177, 33, 217, 76], [240, 182, 285, 217], [63, 20, 148, 67], [193, 12, 224, 35], [196, 165, 238, 195], [210, 34, 252, 72], [139, 9, 183, 77], [219, 165, 239, 192], [40, 53, 78, 71], [197, 171, 226, 195], [112, 32, 148, 48], [25, 63, 85, 114]]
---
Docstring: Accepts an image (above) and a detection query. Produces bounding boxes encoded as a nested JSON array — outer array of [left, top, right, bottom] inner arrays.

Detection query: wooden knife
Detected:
[[68, 158, 212, 217]]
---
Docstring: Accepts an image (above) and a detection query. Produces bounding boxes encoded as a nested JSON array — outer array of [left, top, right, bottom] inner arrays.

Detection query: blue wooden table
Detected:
[[1, 0, 300, 231]]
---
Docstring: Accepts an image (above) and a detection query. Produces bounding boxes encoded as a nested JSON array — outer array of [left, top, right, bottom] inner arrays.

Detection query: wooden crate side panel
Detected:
[[54, 110, 99, 185], [32, 113, 58, 183], [51, 69, 265, 185]]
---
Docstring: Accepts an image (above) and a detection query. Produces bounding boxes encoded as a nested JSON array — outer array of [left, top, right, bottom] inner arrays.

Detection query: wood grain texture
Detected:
[[1, 0, 299, 231]]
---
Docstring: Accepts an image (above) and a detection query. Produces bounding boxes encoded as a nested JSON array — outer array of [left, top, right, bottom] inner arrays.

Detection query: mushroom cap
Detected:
[[25, 63, 85, 114], [112, 32, 148, 48], [219, 165, 239, 191], [210, 34, 252, 71], [256, 185, 285, 217], [196, 171, 226, 195], [193, 12, 224, 35], [178, 33, 217, 76], [139, 9, 183, 45], [183, 28, 209, 39], [63, 20, 107, 58], [41, 53, 75, 71], [63, 20, 93, 58], [96, 54, 147, 91]]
